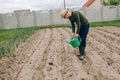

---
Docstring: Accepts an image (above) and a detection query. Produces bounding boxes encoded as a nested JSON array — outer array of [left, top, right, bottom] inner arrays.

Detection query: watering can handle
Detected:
[[77, 36, 82, 42], [71, 36, 82, 41]]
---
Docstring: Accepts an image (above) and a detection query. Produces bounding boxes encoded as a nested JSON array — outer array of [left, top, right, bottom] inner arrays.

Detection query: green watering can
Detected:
[[66, 36, 82, 48]]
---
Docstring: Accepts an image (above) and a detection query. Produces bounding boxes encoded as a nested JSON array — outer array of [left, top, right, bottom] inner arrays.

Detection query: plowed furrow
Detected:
[[0, 29, 46, 80], [86, 41, 120, 80], [32, 28, 53, 80], [16, 29, 52, 80], [62, 28, 96, 80], [0, 27, 120, 80], [96, 27, 120, 37], [88, 35, 120, 73], [90, 28, 120, 55], [43, 28, 62, 80], [91, 28, 120, 46], [93, 28, 120, 45], [59, 28, 93, 80]]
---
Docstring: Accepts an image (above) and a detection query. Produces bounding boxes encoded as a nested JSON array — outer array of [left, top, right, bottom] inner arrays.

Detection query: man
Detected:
[[60, 9, 90, 60]]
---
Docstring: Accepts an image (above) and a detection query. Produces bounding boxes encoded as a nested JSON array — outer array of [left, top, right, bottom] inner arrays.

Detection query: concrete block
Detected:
[[103, 6, 118, 21], [18, 13, 34, 28], [2, 15, 18, 29], [86, 7, 101, 22], [35, 11, 51, 26]]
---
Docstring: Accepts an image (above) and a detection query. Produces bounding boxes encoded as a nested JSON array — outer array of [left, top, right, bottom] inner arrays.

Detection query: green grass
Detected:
[[0, 27, 38, 57], [90, 20, 120, 27], [0, 29, 22, 42], [0, 28, 37, 41], [0, 20, 120, 58]]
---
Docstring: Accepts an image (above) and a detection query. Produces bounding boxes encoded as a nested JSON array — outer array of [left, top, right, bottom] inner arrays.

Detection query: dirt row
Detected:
[[0, 26, 120, 80]]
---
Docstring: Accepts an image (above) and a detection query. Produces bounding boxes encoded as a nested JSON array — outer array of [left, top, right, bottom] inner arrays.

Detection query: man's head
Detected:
[[60, 9, 72, 19]]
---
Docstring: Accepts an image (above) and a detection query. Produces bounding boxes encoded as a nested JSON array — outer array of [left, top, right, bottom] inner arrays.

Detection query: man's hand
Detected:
[[72, 33, 78, 38]]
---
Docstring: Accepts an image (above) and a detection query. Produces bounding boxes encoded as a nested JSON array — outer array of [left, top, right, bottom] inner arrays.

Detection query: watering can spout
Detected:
[[66, 40, 72, 44]]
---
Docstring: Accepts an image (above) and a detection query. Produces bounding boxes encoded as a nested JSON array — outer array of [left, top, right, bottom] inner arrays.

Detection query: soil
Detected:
[[0, 26, 120, 80]]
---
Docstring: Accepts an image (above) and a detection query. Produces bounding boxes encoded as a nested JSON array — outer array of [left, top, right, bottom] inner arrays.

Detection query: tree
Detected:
[[103, 0, 120, 5]]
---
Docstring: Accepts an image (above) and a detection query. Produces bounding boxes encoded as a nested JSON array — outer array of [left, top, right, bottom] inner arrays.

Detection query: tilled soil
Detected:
[[0, 26, 120, 80]]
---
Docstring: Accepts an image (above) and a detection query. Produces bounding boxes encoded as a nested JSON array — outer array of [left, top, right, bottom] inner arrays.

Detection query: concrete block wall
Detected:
[[2, 15, 18, 29], [85, 8, 102, 22], [52, 10, 68, 25], [18, 13, 34, 28], [0, 5, 120, 29], [35, 11, 51, 26], [103, 6, 118, 21], [79, 9, 85, 15]]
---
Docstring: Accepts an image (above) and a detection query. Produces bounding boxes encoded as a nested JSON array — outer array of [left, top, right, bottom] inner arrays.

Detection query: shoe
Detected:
[[79, 55, 85, 60], [79, 46, 86, 60], [77, 53, 85, 60]]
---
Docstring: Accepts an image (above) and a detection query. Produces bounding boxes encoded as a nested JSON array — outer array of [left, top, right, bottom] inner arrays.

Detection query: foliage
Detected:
[[90, 20, 120, 27], [0, 27, 38, 58], [103, 0, 120, 5]]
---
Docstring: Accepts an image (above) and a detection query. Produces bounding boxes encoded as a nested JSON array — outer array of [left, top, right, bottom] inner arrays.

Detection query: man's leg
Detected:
[[79, 24, 89, 60]]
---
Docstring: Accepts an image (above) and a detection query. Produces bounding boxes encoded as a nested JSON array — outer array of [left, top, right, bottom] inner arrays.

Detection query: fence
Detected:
[[0, 5, 120, 29]]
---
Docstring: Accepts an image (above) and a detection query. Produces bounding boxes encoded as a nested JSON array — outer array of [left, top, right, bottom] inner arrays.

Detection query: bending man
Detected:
[[60, 9, 90, 60]]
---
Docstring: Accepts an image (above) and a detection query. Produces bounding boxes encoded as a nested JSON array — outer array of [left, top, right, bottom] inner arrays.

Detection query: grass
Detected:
[[0, 29, 22, 42], [90, 20, 120, 27], [0, 27, 38, 57], [0, 20, 120, 58]]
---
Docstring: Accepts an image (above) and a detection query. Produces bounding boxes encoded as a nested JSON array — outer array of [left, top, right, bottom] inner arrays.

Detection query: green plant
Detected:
[[103, 0, 120, 5], [90, 20, 120, 27], [0, 27, 38, 58]]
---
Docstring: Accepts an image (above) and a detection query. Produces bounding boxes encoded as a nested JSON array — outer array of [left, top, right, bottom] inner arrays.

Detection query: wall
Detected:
[[0, 5, 119, 29], [102, 6, 118, 21], [0, 14, 3, 29], [85, 7, 102, 22], [2, 15, 18, 29], [118, 5, 120, 19], [18, 13, 34, 28]]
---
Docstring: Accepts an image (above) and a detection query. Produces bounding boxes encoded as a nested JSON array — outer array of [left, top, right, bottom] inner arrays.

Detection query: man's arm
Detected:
[[70, 20, 75, 33], [75, 12, 81, 34]]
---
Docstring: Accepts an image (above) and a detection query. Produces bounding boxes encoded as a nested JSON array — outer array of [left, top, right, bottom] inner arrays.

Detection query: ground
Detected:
[[0, 26, 120, 80]]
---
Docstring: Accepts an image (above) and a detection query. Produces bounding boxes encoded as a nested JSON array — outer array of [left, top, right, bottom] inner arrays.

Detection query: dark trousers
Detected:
[[79, 23, 89, 49]]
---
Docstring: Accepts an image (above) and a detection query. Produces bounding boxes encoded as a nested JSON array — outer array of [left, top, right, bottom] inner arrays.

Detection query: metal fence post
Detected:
[[100, 6, 104, 21], [32, 11, 37, 27], [50, 10, 53, 25], [117, 5, 120, 20], [0, 14, 4, 29]]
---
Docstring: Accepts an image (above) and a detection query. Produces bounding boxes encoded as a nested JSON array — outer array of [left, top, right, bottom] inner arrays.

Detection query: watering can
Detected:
[[66, 36, 82, 48]]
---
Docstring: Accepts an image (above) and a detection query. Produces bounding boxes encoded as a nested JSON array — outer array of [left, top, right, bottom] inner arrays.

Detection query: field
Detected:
[[0, 26, 120, 80]]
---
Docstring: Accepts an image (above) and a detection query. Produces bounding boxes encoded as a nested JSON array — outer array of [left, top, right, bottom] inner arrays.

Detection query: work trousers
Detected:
[[79, 23, 90, 49]]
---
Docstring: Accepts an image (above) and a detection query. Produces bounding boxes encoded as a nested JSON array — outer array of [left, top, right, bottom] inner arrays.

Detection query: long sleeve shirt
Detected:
[[69, 11, 88, 34]]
